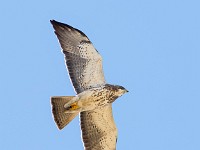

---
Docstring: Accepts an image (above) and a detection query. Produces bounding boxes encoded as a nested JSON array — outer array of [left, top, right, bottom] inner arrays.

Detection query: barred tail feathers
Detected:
[[51, 96, 79, 130]]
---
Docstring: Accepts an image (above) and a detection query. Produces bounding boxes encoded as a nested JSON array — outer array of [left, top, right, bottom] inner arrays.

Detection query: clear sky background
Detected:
[[0, 0, 200, 150]]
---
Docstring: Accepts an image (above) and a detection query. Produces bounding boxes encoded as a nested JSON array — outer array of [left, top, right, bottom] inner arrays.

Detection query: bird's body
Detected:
[[50, 20, 128, 150], [64, 84, 127, 113]]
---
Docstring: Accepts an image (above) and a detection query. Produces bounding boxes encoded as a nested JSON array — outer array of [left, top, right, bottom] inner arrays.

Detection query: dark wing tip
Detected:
[[50, 19, 88, 38], [50, 19, 68, 27], [50, 19, 55, 24]]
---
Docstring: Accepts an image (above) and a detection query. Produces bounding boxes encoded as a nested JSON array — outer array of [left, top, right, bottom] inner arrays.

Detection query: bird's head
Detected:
[[115, 85, 129, 97]]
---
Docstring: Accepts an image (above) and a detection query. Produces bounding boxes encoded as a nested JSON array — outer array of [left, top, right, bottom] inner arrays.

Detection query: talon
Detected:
[[68, 102, 79, 110]]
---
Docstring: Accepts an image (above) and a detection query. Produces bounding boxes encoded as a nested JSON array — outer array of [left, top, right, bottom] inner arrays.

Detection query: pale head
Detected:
[[115, 85, 128, 97]]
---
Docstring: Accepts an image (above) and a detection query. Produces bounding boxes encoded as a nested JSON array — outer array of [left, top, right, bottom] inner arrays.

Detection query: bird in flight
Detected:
[[50, 20, 128, 150]]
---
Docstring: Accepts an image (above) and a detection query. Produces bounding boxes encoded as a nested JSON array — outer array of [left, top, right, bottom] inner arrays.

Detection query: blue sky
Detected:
[[0, 0, 200, 149]]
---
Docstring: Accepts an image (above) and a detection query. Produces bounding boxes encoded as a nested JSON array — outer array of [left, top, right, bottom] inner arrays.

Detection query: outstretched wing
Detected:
[[80, 104, 117, 150], [51, 20, 106, 94]]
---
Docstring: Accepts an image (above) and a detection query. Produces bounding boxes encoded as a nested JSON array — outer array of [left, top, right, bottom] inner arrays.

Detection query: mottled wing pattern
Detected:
[[81, 104, 117, 150], [51, 20, 106, 94]]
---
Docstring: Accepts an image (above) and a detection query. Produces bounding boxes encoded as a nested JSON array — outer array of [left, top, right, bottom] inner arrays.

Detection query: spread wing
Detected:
[[51, 20, 117, 149], [50, 20, 106, 94], [80, 104, 117, 150]]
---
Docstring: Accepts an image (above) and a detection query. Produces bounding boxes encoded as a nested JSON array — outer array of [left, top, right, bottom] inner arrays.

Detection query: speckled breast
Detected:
[[91, 84, 119, 107]]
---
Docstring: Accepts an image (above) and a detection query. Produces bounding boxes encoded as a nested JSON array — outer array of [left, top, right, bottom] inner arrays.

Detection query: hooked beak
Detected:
[[124, 89, 129, 93]]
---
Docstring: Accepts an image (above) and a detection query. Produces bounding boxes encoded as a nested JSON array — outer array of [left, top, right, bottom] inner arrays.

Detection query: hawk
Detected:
[[50, 20, 128, 150]]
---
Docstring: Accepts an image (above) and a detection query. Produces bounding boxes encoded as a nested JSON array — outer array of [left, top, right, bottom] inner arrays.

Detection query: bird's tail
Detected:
[[51, 96, 79, 130]]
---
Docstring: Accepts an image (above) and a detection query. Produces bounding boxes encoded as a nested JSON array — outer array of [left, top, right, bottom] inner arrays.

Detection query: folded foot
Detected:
[[64, 102, 81, 113]]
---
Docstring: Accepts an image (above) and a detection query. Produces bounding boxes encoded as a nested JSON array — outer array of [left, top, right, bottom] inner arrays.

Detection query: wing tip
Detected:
[[50, 19, 88, 38], [50, 19, 63, 26]]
